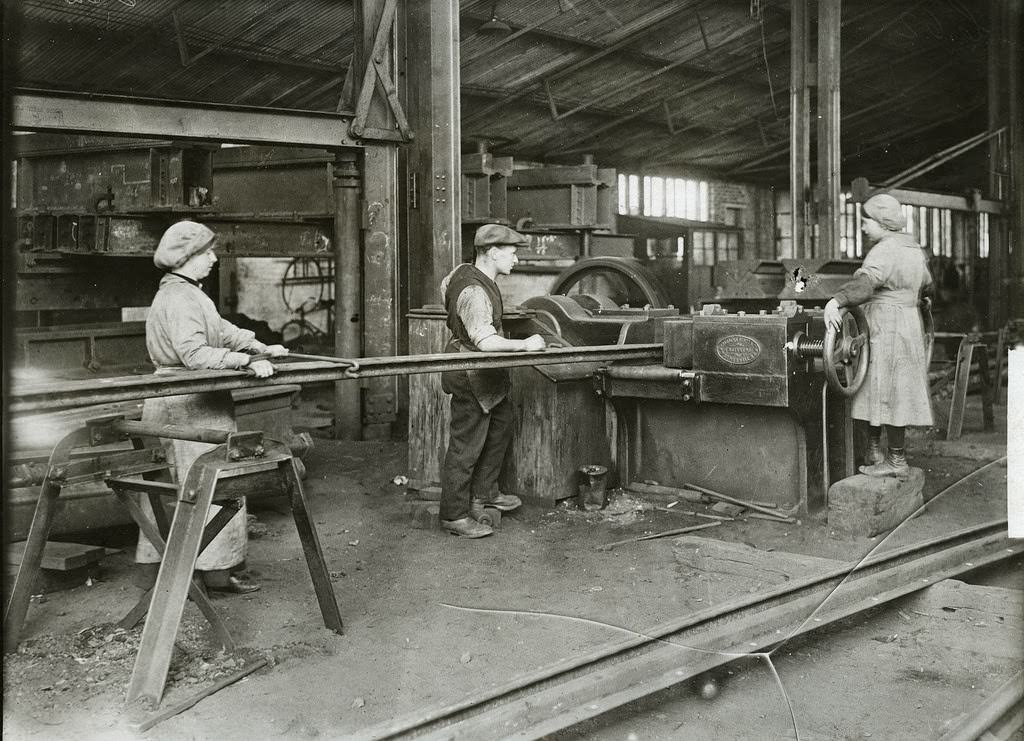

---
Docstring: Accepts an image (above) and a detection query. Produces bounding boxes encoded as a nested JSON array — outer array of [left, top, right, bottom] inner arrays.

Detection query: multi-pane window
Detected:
[[691, 230, 740, 266], [618, 173, 710, 221], [840, 193, 957, 259]]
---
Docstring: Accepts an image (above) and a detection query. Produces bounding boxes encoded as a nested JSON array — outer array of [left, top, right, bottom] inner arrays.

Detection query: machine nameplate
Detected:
[[715, 335, 761, 366]]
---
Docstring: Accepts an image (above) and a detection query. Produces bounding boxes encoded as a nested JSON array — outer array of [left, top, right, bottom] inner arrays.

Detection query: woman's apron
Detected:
[[852, 292, 934, 427], [134, 383, 246, 571]]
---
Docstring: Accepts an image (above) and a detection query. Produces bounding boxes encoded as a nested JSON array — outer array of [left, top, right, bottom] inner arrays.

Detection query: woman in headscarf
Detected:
[[824, 193, 934, 478], [136, 220, 288, 592]]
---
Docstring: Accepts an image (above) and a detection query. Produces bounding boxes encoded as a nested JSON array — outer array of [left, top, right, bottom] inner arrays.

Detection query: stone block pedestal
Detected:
[[828, 468, 925, 538]]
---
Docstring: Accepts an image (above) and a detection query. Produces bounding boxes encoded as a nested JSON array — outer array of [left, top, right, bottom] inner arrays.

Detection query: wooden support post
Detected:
[[816, 0, 842, 259], [402, 0, 461, 312], [789, 0, 811, 259], [333, 151, 363, 441], [361, 143, 401, 439]]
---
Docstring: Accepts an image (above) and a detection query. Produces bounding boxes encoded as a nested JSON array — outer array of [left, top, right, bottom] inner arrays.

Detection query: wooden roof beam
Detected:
[[729, 49, 959, 174], [462, 0, 715, 128], [547, 20, 765, 123], [547, 36, 785, 156]]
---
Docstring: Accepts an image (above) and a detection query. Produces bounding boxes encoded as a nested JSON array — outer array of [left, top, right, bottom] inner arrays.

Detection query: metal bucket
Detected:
[[577, 464, 609, 511]]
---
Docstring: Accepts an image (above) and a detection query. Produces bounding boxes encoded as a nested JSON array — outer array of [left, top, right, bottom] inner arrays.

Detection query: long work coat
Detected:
[[851, 233, 934, 428], [136, 274, 262, 570]]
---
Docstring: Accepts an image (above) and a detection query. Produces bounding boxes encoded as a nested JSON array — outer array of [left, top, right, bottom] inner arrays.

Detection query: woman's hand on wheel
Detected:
[[824, 299, 843, 333]]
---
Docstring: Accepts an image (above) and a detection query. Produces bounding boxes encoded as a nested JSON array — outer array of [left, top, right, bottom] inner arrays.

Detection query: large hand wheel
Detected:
[[823, 306, 870, 397]]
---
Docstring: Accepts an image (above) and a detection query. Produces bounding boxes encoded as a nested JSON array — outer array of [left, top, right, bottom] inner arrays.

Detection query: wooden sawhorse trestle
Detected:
[[932, 335, 996, 440], [3, 415, 343, 709]]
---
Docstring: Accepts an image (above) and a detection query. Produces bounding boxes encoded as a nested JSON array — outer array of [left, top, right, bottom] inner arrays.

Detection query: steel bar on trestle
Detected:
[[8, 345, 663, 415], [114, 421, 232, 445]]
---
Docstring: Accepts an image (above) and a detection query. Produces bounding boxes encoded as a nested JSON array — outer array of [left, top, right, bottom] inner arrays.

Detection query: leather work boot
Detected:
[[858, 448, 910, 479], [204, 570, 261, 594], [478, 493, 522, 512], [469, 499, 487, 521], [441, 517, 494, 538], [865, 439, 885, 466]]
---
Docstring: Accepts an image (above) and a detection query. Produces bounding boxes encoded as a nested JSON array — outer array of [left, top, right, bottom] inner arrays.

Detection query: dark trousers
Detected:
[[439, 394, 513, 521]]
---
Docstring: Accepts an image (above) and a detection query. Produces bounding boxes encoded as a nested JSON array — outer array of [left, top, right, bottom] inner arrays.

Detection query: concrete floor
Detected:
[[3, 392, 1019, 740]]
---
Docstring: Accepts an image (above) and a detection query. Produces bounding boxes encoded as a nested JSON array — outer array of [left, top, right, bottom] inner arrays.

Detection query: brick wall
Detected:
[[707, 180, 776, 259]]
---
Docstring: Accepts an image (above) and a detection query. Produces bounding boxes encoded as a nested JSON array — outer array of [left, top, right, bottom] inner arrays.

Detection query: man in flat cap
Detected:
[[825, 193, 934, 478], [136, 220, 288, 592], [438, 224, 546, 538]]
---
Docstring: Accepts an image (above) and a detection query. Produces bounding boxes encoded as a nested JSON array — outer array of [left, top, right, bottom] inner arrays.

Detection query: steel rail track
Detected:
[[938, 670, 1024, 741], [7, 344, 662, 414], [352, 519, 1020, 740]]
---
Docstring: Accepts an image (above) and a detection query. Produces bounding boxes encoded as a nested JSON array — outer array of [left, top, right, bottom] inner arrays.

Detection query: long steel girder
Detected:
[[7, 345, 663, 415], [352, 519, 1020, 740], [12, 90, 360, 147]]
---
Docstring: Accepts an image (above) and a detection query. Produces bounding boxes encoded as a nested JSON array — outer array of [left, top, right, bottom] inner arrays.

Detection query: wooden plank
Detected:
[[6, 540, 106, 571], [946, 340, 977, 440], [131, 658, 269, 733], [675, 536, 846, 585]]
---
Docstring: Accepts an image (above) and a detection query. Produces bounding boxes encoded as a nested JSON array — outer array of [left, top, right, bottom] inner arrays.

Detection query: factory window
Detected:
[[618, 173, 710, 220], [839, 192, 864, 257], [979, 212, 990, 258], [841, 193, 955, 259], [691, 229, 739, 266]]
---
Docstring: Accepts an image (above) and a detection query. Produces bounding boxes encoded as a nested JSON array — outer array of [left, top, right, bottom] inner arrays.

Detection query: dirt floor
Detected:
[[3, 394, 1020, 741]]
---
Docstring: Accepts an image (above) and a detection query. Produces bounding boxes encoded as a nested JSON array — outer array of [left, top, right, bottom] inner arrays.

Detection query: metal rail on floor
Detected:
[[352, 519, 1020, 741], [938, 671, 1024, 741], [7, 345, 663, 415]]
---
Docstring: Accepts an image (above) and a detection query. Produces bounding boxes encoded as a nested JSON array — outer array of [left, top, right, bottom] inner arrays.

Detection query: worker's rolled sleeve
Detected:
[[455, 285, 498, 347]]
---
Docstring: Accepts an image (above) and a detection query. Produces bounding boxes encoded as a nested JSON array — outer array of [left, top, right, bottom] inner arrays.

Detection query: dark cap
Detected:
[[474, 223, 528, 248]]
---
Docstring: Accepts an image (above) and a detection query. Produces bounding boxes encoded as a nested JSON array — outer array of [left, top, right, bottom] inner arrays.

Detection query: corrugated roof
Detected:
[[9, 0, 994, 190]]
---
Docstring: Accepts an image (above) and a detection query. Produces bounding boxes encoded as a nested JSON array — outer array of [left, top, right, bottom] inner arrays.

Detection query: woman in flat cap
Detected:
[[135, 220, 288, 593], [825, 193, 934, 478]]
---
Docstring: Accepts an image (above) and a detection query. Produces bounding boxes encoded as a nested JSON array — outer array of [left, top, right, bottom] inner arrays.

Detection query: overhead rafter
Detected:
[[461, 0, 715, 129], [550, 0, 897, 159], [544, 20, 765, 123], [459, 3, 570, 67], [733, 103, 987, 181], [547, 36, 786, 156], [19, 12, 343, 80], [460, 8, 694, 75], [729, 51, 962, 175]]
